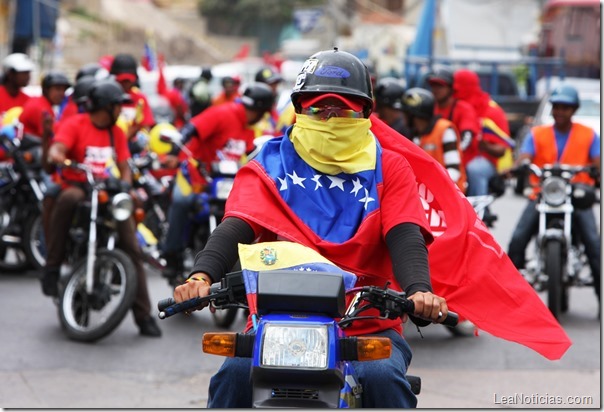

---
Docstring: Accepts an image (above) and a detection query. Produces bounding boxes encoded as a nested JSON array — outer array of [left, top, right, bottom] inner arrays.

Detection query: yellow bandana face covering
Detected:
[[290, 114, 376, 175]]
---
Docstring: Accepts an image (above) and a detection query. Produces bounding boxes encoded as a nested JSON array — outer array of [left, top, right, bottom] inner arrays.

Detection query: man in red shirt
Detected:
[[109, 53, 155, 140], [163, 77, 189, 129], [427, 67, 480, 165], [159, 83, 275, 283], [173, 49, 449, 408], [43, 79, 161, 337], [0, 53, 33, 115]]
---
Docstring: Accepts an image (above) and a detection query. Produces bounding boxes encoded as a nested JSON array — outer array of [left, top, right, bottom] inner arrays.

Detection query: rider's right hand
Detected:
[[173, 273, 212, 305]]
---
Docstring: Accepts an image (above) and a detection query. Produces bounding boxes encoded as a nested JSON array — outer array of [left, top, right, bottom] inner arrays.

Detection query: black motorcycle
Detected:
[[57, 161, 138, 342], [0, 125, 46, 271]]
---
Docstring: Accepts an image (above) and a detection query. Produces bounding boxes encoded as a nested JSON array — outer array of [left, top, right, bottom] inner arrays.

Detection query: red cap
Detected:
[[427, 78, 450, 87], [300, 93, 364, 112], [115, 73, 137, 82]]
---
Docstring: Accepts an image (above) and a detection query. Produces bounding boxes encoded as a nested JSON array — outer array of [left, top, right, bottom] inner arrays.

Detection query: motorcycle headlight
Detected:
[[215, 178, 235, 200], [111, 193, 133, 221], [261, 324, 328, 369], [541, 177, 567, 206]]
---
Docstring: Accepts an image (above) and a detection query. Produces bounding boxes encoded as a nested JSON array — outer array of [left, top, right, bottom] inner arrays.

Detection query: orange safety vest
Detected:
[[419, 118, 467, 193], [530, 123, 595, 188]]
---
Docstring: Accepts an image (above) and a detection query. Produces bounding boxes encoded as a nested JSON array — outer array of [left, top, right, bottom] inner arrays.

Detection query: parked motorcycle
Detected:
[[0, 124, 46, 271], [513, 162, 599, 319], [158, 244, 458, 407], [56, 160, 138, 342]]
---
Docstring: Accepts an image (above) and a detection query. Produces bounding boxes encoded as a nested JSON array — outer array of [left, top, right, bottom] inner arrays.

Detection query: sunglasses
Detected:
[[303, 105, 364, 120]]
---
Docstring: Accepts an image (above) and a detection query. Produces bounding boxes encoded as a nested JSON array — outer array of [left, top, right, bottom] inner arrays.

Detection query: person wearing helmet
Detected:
[[158, 82, 275, 284], [211, 75, 241, 106], [401, 87, 466, 193], [374, 77, 411, 138], [43, 79, 161, 337], [173, 49, 450, 408], [252, 66, 284, 136], [188, 66, 213, 117], [109, 53, 155, 139], [55, 75, 97, 129], [0, 53, 34, 114], [508, 83, 601, 303], [427, 66, 480, 164]]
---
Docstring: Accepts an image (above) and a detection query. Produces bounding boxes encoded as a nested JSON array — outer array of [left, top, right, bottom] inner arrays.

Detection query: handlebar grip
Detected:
[[157, 297, 175, 312], [157, 296, 207, 319], [442, 311, 459, 327]]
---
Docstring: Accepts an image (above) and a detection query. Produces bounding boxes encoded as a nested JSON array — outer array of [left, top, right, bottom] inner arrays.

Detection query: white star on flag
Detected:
[[311, 174, 323, 191], [350, 177, 363, 196], [327, 175, 345, 191], [359, 188, 375, 210], [278, 176, 288, 191], [287, 170, 306, 188]]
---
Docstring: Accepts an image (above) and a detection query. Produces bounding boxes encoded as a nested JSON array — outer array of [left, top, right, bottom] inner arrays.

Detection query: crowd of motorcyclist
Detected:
[[0, 48, 600, 344]]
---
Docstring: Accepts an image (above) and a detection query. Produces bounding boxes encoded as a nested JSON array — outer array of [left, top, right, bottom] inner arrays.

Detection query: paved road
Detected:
[[0, 188, 600, 408]]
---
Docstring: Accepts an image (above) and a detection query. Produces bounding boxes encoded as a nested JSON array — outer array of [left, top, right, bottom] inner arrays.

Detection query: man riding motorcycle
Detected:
[[172, 49, 450, 408], [42, 79, 161, 337], [507, 83, 601, 304], [159, 83, 275, 284]]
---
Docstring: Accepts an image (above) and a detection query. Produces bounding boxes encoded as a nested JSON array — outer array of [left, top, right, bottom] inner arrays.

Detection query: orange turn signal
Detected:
[[23, 152, 34, 163], [202, 333, 238, 357], [97, 190, 110, 204], [356, 336, 391, 361], [134, 208, 145, 223]]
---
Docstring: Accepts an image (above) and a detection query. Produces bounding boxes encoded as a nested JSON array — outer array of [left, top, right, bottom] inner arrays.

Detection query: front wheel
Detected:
[[58, 249, 138, 342], [23, 213, 46, 270], [545, 240, 566, 319]]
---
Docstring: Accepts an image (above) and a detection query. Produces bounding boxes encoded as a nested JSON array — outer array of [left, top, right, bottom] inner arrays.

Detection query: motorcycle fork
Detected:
[[85, 188, 99, 295]]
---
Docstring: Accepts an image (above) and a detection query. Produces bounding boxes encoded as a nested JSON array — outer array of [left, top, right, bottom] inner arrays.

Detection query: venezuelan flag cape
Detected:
[[226, 116, 572, 360]]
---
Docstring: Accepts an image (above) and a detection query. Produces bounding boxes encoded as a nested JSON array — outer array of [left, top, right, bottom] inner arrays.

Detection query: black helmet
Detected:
[[255, 66, 283, 85], [42, 71, 72, 89], [87, 79, 132, 112], [200, 67, 213, 81], [374, 77, 405, 110], [221, 75, 241, 87], [240, 82, 275, 112], [427, 67, 454, 87], [401, 87, 435, 119], [72, 75, 96, 104], [291, 48, 374, 117], [110, 53, 138, 76], [76, 62, 102, 81]]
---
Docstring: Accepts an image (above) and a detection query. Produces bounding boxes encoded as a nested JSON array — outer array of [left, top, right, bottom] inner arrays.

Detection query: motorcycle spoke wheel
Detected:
[[58, 249, 138, 342], [24, 214, 46, 270]]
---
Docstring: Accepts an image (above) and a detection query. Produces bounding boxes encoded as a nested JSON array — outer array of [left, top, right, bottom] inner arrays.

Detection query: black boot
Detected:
[[138, 316, 162, 337], [41, 267, 60, 297]]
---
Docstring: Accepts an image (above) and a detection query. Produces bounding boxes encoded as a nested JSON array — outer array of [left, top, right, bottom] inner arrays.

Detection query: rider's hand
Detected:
[[173, 273, 212, 305], [408, 291, 448, 324]]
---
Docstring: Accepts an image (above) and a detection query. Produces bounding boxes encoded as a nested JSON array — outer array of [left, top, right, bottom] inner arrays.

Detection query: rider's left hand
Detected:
[[408, 291, 448, 323]]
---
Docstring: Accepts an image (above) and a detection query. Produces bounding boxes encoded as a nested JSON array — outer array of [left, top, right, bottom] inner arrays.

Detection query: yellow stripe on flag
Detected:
[[238, 241, 336, 271], [175, 169, 192, 196]]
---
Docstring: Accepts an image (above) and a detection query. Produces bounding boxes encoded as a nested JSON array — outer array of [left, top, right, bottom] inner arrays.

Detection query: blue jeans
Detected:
[[206, 328, 417, 408], [162, 182, 195, 255], [508, 200, 601, 299], [466, 155, 497, 196]]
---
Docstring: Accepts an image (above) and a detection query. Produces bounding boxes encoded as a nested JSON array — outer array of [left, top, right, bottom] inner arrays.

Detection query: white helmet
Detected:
[[2, 53, 35, 73]]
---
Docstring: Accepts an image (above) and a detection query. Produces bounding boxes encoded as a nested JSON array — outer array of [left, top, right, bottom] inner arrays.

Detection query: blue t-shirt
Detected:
[[520, 125, 600, 160]]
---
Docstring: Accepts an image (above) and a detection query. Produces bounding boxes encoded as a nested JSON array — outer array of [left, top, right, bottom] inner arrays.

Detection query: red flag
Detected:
[[157, 54, 168, 97], [233, 44, 250, 60], [369, 115, 571, 360]]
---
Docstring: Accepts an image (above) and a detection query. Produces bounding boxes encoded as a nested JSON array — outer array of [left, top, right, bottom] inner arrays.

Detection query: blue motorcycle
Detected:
[[158, 256, 458, 407]]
